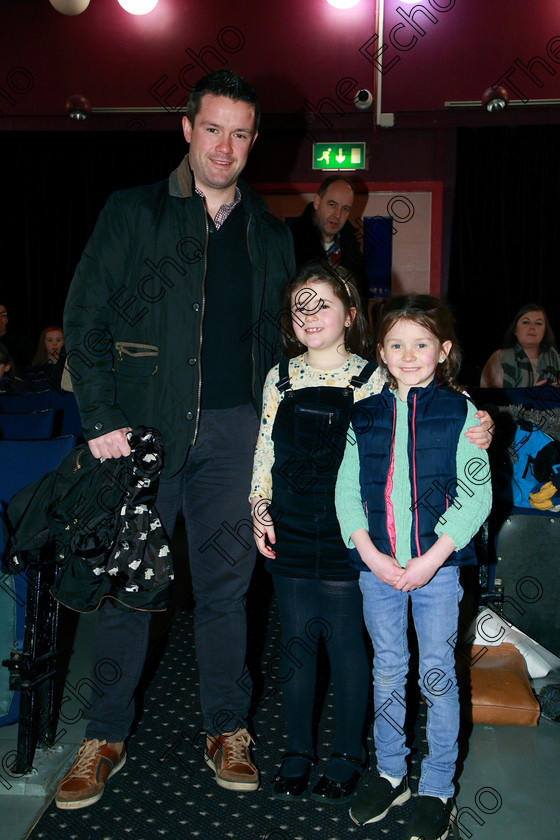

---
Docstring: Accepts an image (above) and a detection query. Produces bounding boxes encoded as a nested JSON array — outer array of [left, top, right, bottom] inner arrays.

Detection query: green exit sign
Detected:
[[312, 142, 366, 171]]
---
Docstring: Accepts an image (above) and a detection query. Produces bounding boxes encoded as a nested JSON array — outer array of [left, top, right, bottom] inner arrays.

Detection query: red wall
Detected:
[[381, 0, 560, 113], [2, 0, 559, 301], [2, 0, 560, 129]]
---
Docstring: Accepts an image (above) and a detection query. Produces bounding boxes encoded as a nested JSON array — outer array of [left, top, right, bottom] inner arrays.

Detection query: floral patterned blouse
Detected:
[[250, 353, 386, 500]]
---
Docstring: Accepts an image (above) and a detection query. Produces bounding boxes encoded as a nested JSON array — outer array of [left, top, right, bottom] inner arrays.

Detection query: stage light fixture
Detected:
[[481, 86, 509, 113], [66, 94, 92, 120]]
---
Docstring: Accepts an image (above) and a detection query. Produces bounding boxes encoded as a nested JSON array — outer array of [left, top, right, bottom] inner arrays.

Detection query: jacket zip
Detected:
[[192, 209, 209, 444], [411, 392, 422, 556], [246, 211, 253, 261], [296, 405, 335, 423], [384, 400, 397, 557], [246, 212, 257, 402], [116, 342, 158, 360]]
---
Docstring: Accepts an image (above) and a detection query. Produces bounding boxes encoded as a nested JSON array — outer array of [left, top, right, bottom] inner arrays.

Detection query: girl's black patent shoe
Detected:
[[271, 752, 317, 800], [310, 752, 368, 804]]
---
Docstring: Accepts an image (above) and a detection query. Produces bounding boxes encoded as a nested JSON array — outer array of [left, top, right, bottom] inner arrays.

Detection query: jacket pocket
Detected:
[[115, 341, 158, 381]]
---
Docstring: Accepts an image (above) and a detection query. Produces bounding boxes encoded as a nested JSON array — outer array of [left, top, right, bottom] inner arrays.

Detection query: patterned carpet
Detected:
[[31, 575, 433, 840]]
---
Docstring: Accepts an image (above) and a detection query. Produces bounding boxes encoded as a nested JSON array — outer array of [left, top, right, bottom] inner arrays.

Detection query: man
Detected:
[[0, 303, 33, 368], [57, 70, 295, 809], [288, 176, 366, 298]]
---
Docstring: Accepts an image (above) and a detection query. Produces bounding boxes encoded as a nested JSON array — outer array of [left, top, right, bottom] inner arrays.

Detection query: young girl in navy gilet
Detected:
[[250, 262, 385, 803], [336, 295, 492, 840]]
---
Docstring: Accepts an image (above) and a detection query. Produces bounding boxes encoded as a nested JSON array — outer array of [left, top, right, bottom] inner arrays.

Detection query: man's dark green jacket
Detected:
[[64, 155, 295, 477]]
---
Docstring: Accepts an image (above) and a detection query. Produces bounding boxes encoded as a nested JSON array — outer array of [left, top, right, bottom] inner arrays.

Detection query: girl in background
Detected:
[[31, 326, 66, 389], [336, 295, 492, 839], [32, 326, 65, 365]]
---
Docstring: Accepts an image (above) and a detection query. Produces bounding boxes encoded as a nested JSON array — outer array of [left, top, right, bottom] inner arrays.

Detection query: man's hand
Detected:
[[88, 427, 132, 460], [465, 409, 493, 450], [251, 498, 276, 559]]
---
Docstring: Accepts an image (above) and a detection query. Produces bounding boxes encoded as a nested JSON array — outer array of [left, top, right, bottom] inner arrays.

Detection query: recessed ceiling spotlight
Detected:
[[117, 0, 159, 14], [326, 0, 361, 9], [49, 0, 90, 14]]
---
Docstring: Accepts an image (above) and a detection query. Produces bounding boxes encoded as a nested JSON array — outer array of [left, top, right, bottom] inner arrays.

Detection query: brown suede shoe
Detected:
[[55, 738, 126, 810], [204, 728, 259, 791]]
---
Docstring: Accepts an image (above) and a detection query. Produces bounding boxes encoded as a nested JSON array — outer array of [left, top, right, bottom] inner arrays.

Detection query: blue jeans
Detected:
[[359, 565, 463, 799]]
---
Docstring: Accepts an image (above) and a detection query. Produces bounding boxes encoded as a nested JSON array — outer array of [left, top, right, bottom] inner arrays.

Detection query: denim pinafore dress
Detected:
[[268, 356, 378, 580]]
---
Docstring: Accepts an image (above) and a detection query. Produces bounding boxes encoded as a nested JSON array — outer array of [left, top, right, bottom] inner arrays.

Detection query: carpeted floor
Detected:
[[30, 583, 432, 840]]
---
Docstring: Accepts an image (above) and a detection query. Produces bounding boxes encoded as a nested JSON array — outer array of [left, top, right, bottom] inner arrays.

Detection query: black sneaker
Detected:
[[349, 774, 410, 826], [404, 795, 457, 840]]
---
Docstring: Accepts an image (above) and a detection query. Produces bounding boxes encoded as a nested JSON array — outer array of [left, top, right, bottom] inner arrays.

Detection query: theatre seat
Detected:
[[0, 390, 83, 440], [0, 391, 53, 413], [0, 409, 55, 440], [0, 435, 77, 731], [495, 510, 560, 657]]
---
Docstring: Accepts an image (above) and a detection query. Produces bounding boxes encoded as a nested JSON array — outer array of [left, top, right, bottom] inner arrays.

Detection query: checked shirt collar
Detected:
[[195, 185, 242, 230]]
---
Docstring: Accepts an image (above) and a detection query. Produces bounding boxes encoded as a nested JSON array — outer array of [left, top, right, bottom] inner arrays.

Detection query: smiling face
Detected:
[[312, 181, 354, 243], [291, 279, 355, 365], [45, 329, 64, 359], [515, 310, 546, 353], [182, 94, 257, 202], [380, 318, 451, 400]]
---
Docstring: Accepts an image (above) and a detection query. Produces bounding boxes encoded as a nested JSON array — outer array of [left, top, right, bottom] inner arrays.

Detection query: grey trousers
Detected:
[[85, 404, 259, 741]]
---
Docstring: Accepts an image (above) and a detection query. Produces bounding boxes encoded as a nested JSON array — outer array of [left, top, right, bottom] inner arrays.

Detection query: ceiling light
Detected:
[[117, 0, 159, 14], [326, 0, 361, 9], [49, 0, 90, 14]]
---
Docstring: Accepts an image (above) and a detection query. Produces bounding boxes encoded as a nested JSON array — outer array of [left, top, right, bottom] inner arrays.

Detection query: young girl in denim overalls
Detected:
[[250, 263, 383, 803]]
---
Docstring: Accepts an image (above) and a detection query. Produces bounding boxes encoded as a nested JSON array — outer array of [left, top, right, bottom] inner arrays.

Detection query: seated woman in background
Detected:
[[0, 343, 28, 394], [480, 303, 560, 388]]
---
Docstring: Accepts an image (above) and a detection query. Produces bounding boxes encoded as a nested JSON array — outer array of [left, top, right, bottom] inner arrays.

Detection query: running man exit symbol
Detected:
[[313, 142, 366, 171]]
